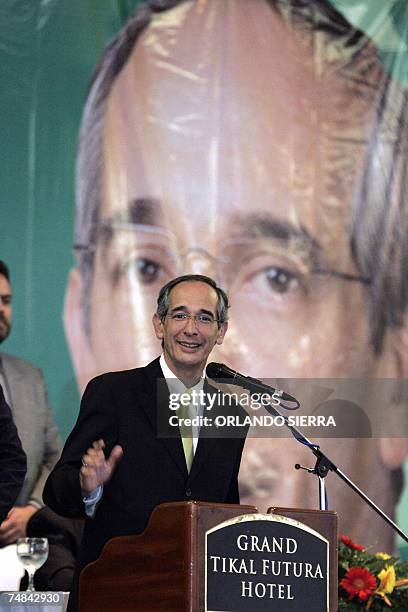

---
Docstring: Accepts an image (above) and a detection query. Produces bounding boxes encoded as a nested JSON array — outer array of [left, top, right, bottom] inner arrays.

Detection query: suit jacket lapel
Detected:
[[139, 358, 188, 478]]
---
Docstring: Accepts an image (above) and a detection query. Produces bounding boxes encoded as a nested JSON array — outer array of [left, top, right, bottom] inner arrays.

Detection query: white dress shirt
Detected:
[[159, 354, 205, 453]]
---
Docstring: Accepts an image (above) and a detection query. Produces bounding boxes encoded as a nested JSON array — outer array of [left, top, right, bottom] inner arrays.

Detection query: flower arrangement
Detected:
[[338, 535, 408, 610]]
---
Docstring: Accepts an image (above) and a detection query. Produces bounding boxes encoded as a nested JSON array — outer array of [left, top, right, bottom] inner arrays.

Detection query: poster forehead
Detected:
[[103, 0, 380, 266]]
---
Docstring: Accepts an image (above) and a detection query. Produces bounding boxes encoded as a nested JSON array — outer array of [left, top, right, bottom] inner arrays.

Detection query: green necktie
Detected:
[[179, 388, 194, 472]]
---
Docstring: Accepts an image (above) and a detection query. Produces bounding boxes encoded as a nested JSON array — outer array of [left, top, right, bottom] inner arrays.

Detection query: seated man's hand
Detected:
[[80, 438, 123, 496], [0, 505, 38, 546]]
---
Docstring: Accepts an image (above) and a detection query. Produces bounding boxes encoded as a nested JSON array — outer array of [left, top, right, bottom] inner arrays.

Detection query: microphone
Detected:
[[206, 362, 299, 406]]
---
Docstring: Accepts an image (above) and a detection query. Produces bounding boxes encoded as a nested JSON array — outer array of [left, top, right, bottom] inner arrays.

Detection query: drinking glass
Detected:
[[16, 537, 49, 592]]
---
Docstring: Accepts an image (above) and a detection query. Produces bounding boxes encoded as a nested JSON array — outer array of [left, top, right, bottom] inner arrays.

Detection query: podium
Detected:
[[79, 502, 337, 611]]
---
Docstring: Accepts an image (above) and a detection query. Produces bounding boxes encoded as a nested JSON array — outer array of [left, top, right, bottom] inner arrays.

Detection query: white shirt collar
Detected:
[[159, 354, 205, 395]]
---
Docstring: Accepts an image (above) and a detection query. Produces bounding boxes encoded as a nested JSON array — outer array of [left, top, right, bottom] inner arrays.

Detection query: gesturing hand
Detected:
[[80, 438, 123, 496]]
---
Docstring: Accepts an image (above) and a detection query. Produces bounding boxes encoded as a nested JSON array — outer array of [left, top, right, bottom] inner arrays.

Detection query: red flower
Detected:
[[340, 534, 365, 551], [340, 567, 377, 601]]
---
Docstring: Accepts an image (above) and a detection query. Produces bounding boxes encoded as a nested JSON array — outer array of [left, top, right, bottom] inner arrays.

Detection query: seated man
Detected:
[[44, 274, 248, 611]]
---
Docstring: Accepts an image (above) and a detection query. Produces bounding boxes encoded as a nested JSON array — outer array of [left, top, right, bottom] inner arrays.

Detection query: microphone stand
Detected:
[[252, 383, 408, 543]]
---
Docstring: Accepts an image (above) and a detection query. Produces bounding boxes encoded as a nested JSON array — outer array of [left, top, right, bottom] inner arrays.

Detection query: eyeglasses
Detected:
[[165, 312, 220, 327], [75, 222, 372, 322]]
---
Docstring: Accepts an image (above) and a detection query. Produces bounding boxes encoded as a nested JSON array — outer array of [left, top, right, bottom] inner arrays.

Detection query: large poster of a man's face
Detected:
[[64, 0, 408, 550]]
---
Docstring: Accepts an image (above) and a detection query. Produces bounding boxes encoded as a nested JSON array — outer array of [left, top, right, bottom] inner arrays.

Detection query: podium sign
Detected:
[[206, 514, 329, 611], [79, 502, 336, 611]]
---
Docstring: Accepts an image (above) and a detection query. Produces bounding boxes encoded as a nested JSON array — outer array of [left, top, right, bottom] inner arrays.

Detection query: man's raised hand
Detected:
[[80, 438, 123, 496]]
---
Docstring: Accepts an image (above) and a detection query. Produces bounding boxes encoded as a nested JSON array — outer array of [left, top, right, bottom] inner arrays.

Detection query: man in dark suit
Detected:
[[0, 385, 26, 523], [44, 274, 247, 608]]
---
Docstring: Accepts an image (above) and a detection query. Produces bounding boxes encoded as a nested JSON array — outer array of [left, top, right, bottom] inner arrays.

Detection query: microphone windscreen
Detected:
[[206, 362, 228, 379]]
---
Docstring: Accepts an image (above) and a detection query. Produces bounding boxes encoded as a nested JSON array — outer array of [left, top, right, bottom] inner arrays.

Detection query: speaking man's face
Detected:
[[152, 280, 227, 379], [66, 0, 390, 391]]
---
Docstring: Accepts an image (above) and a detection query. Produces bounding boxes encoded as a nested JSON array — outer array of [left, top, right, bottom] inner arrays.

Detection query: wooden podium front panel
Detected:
[[79, 503, 193, 612], [79, 502, 256, 612]]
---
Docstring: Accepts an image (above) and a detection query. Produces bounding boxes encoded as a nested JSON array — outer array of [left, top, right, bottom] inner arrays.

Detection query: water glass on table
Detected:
[[16, 537, 49, 592]]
